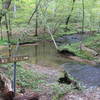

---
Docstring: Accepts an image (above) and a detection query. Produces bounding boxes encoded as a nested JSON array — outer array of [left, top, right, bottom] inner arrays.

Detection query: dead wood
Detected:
[[68, 56, 97, 65]]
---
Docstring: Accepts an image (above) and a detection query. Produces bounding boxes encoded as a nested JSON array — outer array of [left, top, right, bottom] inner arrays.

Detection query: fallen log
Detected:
[[58, 49, 76, 56], [81, 44, 98, 56], [68, 56, 97, 65]]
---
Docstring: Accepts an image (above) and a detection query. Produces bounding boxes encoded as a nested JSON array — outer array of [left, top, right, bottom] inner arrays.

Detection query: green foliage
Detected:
[[16, 66, 46, 89], [0, 39, 7, 45], [0, 0, 100, 31], [6, 63, 46, 91]]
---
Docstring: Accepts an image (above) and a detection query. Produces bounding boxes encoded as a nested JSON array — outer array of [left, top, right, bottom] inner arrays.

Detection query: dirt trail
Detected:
[[24, 63, 62, 83]]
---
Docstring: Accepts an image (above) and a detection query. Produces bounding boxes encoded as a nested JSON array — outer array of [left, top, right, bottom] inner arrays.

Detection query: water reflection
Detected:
[[0, 41, 71, 67]]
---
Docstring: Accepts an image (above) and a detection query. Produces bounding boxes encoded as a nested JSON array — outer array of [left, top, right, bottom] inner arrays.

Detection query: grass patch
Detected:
[[0, 39, 8, 45], [4, 63, 46, 91], [84, 33, 100, 52]]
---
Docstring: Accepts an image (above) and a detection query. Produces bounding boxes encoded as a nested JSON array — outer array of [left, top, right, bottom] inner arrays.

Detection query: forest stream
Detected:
[[0, 34, 100, 88]]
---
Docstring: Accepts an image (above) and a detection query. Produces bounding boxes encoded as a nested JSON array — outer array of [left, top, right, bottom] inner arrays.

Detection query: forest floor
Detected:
[[24, 63, 100, 100], [0, 55, 100, 100]]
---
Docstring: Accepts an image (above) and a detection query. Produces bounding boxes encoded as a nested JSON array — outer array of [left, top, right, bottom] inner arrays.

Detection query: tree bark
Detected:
[[3, 0, 12, 9], [64, 0, 76, 31], [0, 73, 14, 100]]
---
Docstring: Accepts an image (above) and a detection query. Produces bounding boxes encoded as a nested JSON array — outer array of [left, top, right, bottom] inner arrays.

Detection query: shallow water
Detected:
[[62, 62, 100, 87], [56, 34, 89, 45], [0, 41, 71, 67]]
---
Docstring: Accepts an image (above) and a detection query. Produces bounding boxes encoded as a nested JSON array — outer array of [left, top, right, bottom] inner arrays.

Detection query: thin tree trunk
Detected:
[[64, 0, 75, 31], [5, 14, 11, 57], [35, 9, 38, 36], [80, 0, 85, 50], [0, 0, 3, 40], [8, 11, 12, 37], [28, 0, 42, 24], [35, 0, 39, 36], [0, 20, 3, 40], [3, 0, 12, 9], [13, 3, 17, 18]]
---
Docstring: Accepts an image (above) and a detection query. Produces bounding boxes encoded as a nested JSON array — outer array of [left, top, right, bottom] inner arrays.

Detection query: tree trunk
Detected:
[[64, 0, 75, 32], [0, 73, 14, 100], [13, 3, 17, 18], [5, 14, 12, 57], [35, 0, 39, 36], [0, 20, 3, 40], [3, 0, 12, 9]]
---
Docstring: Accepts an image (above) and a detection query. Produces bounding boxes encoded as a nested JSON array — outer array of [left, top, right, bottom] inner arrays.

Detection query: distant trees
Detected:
[[0, 0, 100, 36], [0, 0, 12, 56], [0, 0, 12, 21]]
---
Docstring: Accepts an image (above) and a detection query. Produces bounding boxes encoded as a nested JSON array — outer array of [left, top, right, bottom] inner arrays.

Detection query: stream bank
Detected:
[[0, 35, 100, 88], [58, 33, 100, 65]]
